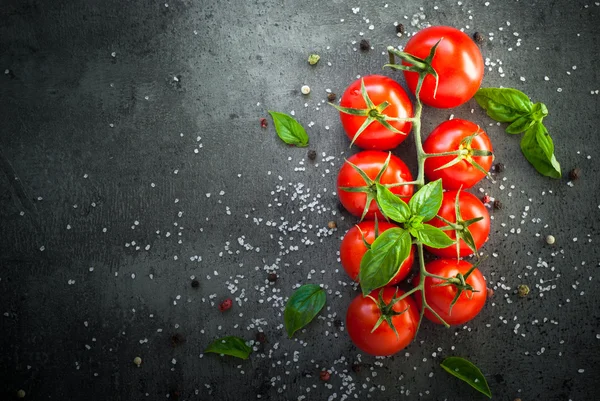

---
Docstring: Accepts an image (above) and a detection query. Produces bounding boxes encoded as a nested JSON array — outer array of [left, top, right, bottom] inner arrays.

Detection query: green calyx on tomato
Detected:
[[428, 129, 494, 177], [431, 258, 484, 315], [385, 39, 441, 100], [434, 188, 484, 257], [330, 78, 411, 147], [339, 151, 411, 221], [368, 288, 411, 337]]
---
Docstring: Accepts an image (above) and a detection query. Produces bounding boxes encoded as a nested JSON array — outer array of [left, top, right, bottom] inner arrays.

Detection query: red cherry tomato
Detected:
[[346, 287, 419, 356], [425, 190, 490, 258], [413, 259, 487, 325], [339, 75, 413, 150], [423, 119, 493, 190], [403, 26, 484, 108], [337, 151, 414, 220], [340, 221, 415, 285]]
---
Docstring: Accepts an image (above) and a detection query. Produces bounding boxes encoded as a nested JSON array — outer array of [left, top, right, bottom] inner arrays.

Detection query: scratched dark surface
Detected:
[[1, 0, 599, 400]]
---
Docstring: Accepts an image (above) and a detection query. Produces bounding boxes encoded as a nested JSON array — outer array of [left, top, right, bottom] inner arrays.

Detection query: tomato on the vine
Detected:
[[346, 287, 419, 356], [340, 221, 415, 285], [338, 75, 413, 150], [425, 190, 490, 258], [423, 119, 493, 190], [402, 26, 484, 108], [337, 150, 414, 220], [413, 259, 487, 325]]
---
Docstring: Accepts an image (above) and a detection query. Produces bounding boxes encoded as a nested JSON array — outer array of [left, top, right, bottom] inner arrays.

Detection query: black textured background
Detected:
[[1, 0, 599, 400]]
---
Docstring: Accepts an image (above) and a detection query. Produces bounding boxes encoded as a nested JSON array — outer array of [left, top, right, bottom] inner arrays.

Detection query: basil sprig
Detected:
[[359, 180, 454, 295], [441, 356, 492, 398], [474, 88, 561, 179], [283, 284, 326, 337], [268, 111, 309, 147], [205, 336, 252, 360]]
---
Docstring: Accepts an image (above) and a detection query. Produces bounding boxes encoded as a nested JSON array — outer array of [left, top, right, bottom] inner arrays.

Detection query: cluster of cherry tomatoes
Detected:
[[333, 26, 495, 356]]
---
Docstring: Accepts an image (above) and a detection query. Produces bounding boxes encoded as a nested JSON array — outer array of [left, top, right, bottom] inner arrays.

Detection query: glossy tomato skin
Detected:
[[425, 190, 490, 258], [413, 259, 487, 325], [339, 75, 413, 150], [340, 221, 415, 285], [337, 151, 414, 220], [423, 119, 493, 189], [403, 26, 484, 108], [346, 287, 419, 356]]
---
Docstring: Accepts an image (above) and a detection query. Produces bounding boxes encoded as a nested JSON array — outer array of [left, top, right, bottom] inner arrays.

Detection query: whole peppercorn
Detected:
[[482, 195, 491, 204], [359, 39, 370, 51], [568, 167, 581, 181], [493, 199, 503, 210], [495, 163, 505, 173], [395, 23, 405, 35], [256, 332, 267, 343], [473, 31, 484, 43], [307, 149, 317, 161], [17, 390, 26, 398], [327, 92, 337, 102], [546, 235, 556, 245], [327, 221, 337, 229], [517, 284, 530, 298], [260, 118, 268, 128], [219, 298, 233, 312], [333, 319, 343, 328], [487, 287, 494, 298], [133, 356, 142, 366], [267, 272, 278, 282], [191, 279, 200, 288], [352, 363, 362, 373], [320, 370, 331, 381], [171, 333, 186, 347]]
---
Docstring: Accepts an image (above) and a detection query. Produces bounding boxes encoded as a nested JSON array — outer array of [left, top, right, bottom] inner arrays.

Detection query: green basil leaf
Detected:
[[530, 102, 548, 122], [408, 179, 443, 222], [359, 228, 411, 296], [520, 123, 561, 179], [376, 183, 410, 223], [415, 224, 454, 248], [268, 111, 309, 147], [440, 357, 492, 399], [505, 114, 534, 134], [205, 336, 252, 360], [474, 88, 532, 123], [284, 284, 326, 338]]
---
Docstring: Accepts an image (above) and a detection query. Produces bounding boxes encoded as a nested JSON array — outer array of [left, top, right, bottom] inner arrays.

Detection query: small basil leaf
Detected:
[[359, 228, 411, 296], [520, 123, 561, 179], [530, 102, 549, 122], [376, 183, 411, 223], [205, 336, 252, 360], [408, 179, 443, 222], [440, 357, 492, 399], [268, 111, 309, 147], [415, 224, 455, 248], [474, 88, 532, 123], [505, 114, 534, 134], [284, 284, 326, 338]]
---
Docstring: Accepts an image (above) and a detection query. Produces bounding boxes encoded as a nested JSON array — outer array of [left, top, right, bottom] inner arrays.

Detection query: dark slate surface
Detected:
[[1, 0, 599, 400]]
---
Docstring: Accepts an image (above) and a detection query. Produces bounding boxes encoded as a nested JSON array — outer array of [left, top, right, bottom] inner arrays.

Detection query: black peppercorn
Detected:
[[327, 92, 337, 102], [359, 39, 370, 51], [495, 163, 505, 173], [473, 32, 484, 43], [333, 319, 342, 328], [493, 199, 502, 210], [170, 333, 186, 347], [191, 279, 200, 288], [352, 363, 361, 373], [267, 272, 278, 282], [395, 23, 405, 34], [307, 150, 317, 161], [568, 167, 581, 180]]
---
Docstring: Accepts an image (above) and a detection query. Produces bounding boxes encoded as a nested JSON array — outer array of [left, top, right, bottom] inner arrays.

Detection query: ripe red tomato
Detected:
[[425, 190, 490, 258], [339, 75, 413, 150], [423, 119, 493, 190], [346, 287, 419, 356], [402, 26, 484, 108], [337, 151, 414, 220], [340, 221, 415, 285], [413, 259, 487, 325]]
